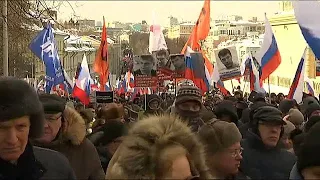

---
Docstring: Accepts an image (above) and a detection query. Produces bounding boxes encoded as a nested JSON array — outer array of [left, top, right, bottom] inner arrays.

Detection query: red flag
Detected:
[[181, 0, 210, 54], [94, 16, 109, 91], [196, 0, 210, 40]]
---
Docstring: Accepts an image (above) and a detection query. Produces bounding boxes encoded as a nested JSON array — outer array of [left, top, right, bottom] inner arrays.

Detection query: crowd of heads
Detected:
[[1, 76, 320, 179]]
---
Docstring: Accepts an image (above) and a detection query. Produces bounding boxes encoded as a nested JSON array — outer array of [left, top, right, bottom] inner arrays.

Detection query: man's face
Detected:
[[258, 121, 282, 148], [177, 101, 201, 112], [0, 116, 30, 161], [37, 113, 62, 143], [141, 59, 153, 75], [149, 100, 160, 110], [220, 53, 233, 69], [210, 142, 242, 176], [157, 54, 168, 67], [172, 57, 185, 70]]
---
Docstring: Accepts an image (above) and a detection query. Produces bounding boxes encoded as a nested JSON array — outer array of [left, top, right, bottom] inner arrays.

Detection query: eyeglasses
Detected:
[[227, 147, 243, 158], [45, 114, 62, 122]]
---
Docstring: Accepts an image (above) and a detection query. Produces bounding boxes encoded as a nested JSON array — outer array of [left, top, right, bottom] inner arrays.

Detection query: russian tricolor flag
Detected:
[[305, 77, 315, 97], [73, 54, 92, 105], [293, 1, 320, 59], [256, 14, 281, 81], [125, 71, 134, 92], [288, 48, 306, 104], [185, 47, 210, 94]]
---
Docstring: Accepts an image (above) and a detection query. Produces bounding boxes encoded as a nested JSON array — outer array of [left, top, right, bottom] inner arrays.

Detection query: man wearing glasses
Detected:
[[240, 106, 296, 179], [0, 77, 76, 179], [34, 94, 105, 180], [198, 119, 249, 179]]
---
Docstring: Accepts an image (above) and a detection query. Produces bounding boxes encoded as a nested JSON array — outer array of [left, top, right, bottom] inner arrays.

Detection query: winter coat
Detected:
[[0, 143, 76, 180], [96, 146, 113, 173], [106, 115, 212, 179], [240, 130, 296, 179], [34, 107, 105, 180], [289, 163, 303, 180]]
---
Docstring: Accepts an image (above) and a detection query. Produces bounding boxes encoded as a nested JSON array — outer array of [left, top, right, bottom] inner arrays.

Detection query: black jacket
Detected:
[[0, 143, 75, 180], [240, 130, 296, 179]]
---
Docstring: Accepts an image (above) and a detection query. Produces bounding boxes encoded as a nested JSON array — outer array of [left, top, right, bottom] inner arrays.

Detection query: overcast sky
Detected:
[[56, 1, 281, 25]]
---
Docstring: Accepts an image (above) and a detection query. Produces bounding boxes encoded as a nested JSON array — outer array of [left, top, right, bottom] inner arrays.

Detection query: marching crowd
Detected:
[[1, 76, 320, 180]]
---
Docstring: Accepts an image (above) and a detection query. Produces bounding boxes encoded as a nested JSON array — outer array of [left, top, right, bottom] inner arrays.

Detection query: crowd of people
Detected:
[[1, 76, 320, 180]]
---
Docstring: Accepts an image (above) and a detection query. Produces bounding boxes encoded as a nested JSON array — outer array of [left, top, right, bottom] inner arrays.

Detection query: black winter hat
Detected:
[[0, 76, 44, 138], [297, 121, 320, 172], [97, 119, 128, 146], [279, 99, 298, 115], [214, 100, 238, 124], [305, 115, 320, 133], [253, 106, 286, 125], [39, 94, 66, 114]]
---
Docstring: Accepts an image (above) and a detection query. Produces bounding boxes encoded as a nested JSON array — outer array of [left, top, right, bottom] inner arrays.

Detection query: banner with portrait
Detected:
[[133, 54, 158, 87], [214, 46, 241, 81]]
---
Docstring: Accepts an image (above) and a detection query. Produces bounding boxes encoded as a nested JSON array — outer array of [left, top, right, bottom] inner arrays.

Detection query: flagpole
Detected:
[[268, 76, 271, 103], [2, 0, 8, 76]]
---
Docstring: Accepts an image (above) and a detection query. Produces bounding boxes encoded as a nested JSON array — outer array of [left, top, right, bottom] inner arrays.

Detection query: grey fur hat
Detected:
[[0, 76, 44, 138]]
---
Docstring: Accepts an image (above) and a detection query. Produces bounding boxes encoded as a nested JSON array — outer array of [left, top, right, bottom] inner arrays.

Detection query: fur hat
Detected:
[[106, 115, 212, 179], [283, 120, 295, 136], [287, 108, 304, 127], [198, 119, 242, 155], [175, 85, 202, 106], [100, 103, 124, 121], [0, 76, 44, 138], [297, 121, 320, 172]]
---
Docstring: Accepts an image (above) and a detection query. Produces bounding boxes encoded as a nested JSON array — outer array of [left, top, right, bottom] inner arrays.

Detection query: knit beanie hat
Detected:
[[287, 108, 304, 127], [39, 94, 66, 114], [297, 121, 320, 172], [198, 119, 242, 155], [96, 119, 128, 146], [175, 85, 202, 106], [0, 76, 44, 138]]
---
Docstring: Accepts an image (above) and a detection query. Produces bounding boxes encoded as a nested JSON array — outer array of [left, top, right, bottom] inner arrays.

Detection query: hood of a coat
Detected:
[[106, 115, 212, 179], [60, 106, 86, 145]]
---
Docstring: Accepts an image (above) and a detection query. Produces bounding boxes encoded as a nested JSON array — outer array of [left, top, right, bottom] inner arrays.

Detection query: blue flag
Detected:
[[29, 24, 65, 93]]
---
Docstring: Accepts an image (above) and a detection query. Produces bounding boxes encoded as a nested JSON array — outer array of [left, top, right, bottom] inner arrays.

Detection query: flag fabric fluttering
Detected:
[[29, 23, 65, 93], [256, 14, 281, 81], [288, 48, 307, 104], [124, 71, 134, 92], [293, 1, 320, 59], [181, 0, 210, 54], [149, 11, 167, 53], [305, 77, 315, 96], [249, 56, 265, 93], [94, 16, 109, 91], [185, 47, 209, 94], [73, 54, 92, 105]]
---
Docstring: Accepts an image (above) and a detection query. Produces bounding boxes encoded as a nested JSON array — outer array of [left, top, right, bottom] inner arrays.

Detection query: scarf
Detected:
[[0, 142, 45, 180]]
